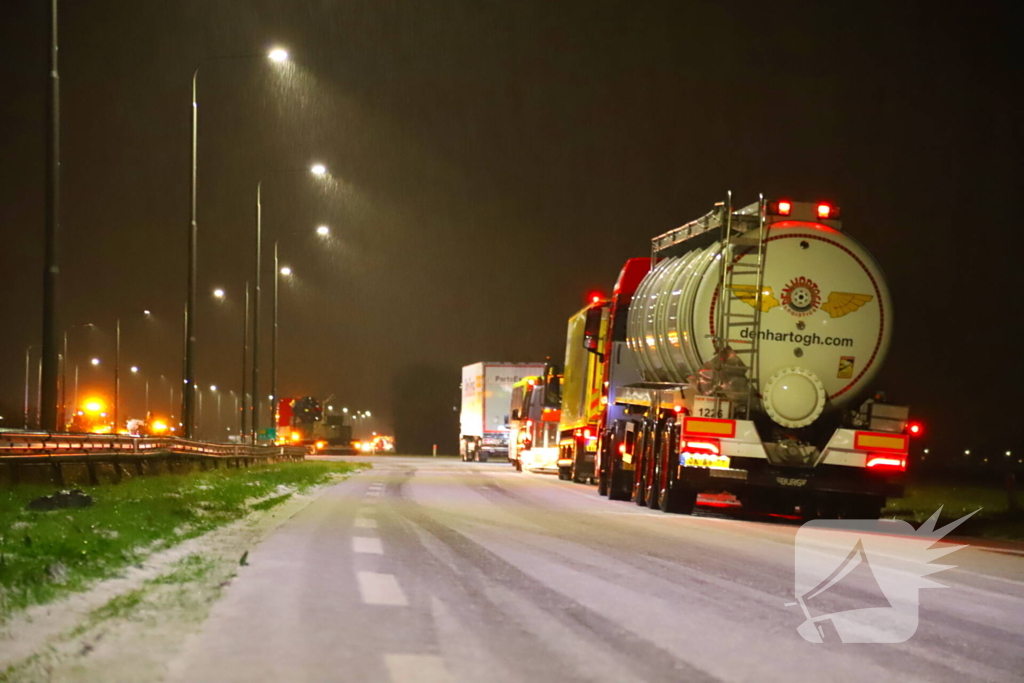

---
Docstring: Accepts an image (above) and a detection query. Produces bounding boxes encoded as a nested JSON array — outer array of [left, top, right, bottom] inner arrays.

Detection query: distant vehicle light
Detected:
[[290, 431, 301, 442]]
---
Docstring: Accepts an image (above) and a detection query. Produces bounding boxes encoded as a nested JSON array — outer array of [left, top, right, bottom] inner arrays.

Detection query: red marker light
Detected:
[[777, 200, 792, 216], [817, 203, 832, 219], [583, 428, 593, 439], [908, 422, 924, 437]]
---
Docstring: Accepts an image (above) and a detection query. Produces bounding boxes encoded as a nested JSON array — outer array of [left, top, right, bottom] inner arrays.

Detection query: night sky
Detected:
[[1, 1, 1020, 455]]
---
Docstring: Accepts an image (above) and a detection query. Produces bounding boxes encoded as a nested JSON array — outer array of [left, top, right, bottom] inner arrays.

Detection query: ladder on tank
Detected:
[[713, 192, 768, 419]]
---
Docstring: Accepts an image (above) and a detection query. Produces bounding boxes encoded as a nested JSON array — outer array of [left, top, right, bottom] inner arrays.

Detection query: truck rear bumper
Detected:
[[676, 457, 904, 499]]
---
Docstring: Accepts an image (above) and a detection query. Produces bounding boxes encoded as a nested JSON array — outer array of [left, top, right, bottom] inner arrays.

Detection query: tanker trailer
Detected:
[[610, 195, 913, 519]]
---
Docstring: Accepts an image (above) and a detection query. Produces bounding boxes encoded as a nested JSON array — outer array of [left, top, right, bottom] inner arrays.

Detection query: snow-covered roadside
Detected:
[[0, 474, 351, 683]]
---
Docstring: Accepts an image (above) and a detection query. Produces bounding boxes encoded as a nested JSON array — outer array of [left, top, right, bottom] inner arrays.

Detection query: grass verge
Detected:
[[0, 460, 362, 617], [885, 482, 1024, 540]]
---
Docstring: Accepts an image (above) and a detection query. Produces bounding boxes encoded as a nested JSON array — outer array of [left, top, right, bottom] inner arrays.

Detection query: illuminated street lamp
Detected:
[[213, 288, 226, 299], [317, 225, 330, 236], [184, 46, 291, 440], [91, 357, 101, 366]]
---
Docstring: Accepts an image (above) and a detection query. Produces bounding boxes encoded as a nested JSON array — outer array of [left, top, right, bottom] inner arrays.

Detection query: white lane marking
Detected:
[[354, 518, 378, 529], [357, 572, 408, 606], [353, 536, 384, 554], [368, 489, 382, 497], [384, 654, 452, 683]]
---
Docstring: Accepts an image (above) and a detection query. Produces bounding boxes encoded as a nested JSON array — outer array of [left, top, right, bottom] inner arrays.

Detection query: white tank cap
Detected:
[[762, 366, 826, 428]]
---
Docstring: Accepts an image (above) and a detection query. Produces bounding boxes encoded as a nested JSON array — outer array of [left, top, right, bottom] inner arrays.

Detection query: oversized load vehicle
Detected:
[[460, 362, 547, 462], [592, 196, 913, 518]]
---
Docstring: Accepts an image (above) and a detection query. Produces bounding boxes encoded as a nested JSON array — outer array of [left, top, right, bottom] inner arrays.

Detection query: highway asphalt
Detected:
[[167, 456, 1024, 683]]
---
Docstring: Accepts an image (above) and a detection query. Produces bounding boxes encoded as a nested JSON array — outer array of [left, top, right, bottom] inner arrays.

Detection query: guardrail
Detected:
[[0, 430, 308, 487], [0, 431, 296, 458]]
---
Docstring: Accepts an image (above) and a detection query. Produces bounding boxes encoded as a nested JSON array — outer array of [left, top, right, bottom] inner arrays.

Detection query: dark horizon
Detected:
[[1, 0, 1021, 457]]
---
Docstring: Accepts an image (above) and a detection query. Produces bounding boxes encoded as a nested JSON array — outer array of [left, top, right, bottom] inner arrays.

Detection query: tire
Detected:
[[633, 448, 647, 507], [480, 452, 489, 463], [597, 467, 609, 496], [659, 460, 678, 513], [572, 452, 587, 484], [558, 466, 571, 481], [608, 454, 630, 501], [514, 458, 522, 472], [647, 450, 661, 510]]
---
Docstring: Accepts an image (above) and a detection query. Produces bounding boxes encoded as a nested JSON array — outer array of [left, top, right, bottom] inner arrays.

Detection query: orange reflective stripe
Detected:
[[683, 417, 736, 438], [854, 431, 908, 454]]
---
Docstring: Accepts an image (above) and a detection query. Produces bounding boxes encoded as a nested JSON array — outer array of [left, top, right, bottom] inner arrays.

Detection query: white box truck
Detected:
[[460, 362, 546, 462]]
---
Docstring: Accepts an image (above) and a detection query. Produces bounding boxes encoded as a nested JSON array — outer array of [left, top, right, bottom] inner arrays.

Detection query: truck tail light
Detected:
[[769, 200, 792, 216], [681, 439, 720, 455], [907, 421, 924, 437], [866, 455, 906, 471]]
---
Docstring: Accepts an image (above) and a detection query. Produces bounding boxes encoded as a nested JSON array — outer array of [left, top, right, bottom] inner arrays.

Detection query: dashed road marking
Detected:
[[353, 536, 384, 554], [357, 571, 408, 606], [384, 654, 452, 683], [354, 518, 378, 529]]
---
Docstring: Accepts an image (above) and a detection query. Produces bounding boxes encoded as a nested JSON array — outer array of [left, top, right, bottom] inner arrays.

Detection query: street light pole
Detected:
[[250, 165, 323, 444], [24, 346, 33, 428], [114, 319, 121, 430], [61, 331, 68, 428], [272, 240, 279, 431], [40, 0, 61, 431], [242, 282, 250, 440], [185, 48, 289, 441], [253, 181, 263, 442]]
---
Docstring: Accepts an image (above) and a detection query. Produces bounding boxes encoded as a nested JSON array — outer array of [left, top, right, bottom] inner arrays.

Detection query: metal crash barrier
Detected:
[[0, 431, 308, 486]]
